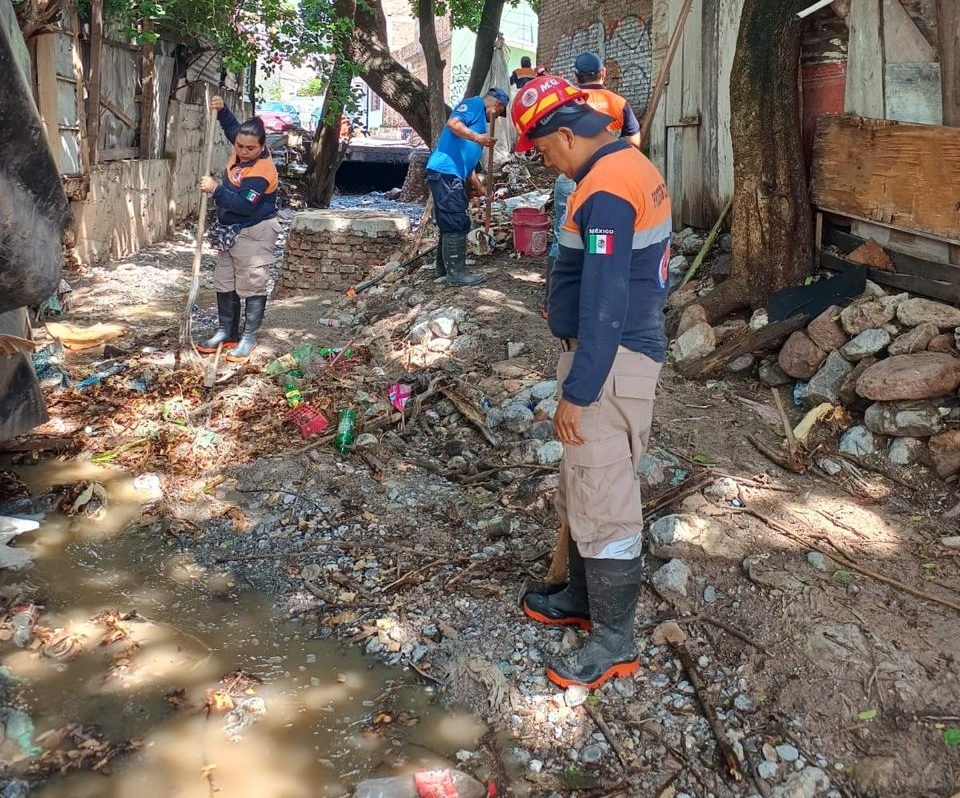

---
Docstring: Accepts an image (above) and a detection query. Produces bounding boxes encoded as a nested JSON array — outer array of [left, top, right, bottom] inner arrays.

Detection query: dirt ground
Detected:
[[5, 210, 960, 798]]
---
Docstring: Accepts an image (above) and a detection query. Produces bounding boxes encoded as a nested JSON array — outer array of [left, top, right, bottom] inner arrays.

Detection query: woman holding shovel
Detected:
[[196, 96, 280, 363]]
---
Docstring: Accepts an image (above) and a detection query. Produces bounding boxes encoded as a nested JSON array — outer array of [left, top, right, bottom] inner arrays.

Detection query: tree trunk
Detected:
[[417, 0, 448, 145], [306, 60, 351, 207], [699, 0, 814, 322], [463, 0, 508, 98]]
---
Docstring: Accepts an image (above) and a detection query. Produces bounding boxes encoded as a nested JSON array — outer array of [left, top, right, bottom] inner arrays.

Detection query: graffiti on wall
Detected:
[[552, 15, 653, 115], [449, 63, 471, 104]]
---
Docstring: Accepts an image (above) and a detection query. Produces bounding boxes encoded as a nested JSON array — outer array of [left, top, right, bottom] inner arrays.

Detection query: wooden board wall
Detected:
[[811, 115, 960, 244]]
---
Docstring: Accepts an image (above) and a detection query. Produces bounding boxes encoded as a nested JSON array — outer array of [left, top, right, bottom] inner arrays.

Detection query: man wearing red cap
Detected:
[[513, 75, 671, 690]]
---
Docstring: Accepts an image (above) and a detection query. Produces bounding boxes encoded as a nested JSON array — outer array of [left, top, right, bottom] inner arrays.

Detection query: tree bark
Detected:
[[417, 0, 448, 145], [463, 0, 508, 98], [699, 0, 814, 322], [306, 58, 351, 207]]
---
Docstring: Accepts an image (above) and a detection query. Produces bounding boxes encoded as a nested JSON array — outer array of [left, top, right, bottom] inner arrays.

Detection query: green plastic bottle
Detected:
[[283, 380, 302, 408], [334, 409, 357, 454]]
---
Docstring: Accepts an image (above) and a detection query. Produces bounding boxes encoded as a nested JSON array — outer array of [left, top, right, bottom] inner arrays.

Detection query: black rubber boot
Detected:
[[226, 295, 266, 362], [197, 291, 240, 353], [541, 257, 554, 318], [546, 556, 644, 690], [523, 543, 591, 630], [443, 233, 485, 287], [435, 234, 446, 278]]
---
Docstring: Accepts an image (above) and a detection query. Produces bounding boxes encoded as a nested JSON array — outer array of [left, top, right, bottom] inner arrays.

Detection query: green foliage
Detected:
[[298, 76, 326, 96], [89, 0, 337, 75]]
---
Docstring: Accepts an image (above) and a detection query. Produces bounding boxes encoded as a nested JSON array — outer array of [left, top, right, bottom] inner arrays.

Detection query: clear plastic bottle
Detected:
[[353, 770, 485, 798], [11, 605, 36, 648], [334, 409, 357, 454]]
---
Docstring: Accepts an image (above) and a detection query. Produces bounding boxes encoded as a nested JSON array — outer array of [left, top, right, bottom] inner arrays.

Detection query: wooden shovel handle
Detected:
[[546, 523, 571, 584]]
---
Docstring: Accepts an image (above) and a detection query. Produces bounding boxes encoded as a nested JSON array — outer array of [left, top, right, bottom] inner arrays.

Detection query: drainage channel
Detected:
[[0, 461, 485, 797]]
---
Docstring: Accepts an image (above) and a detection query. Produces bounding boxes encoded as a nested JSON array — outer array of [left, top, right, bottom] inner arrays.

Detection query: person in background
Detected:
[[543, 52, 642, 316], [196, 96, 280, 363], [425, 88, 509, 287], [512, 75, 671, 690], [510, 56, 538, 91]]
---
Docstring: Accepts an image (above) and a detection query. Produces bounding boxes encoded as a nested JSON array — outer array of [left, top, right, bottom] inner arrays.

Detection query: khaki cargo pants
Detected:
[[214, 217, 281, 298], [555, 349, 661, 560]]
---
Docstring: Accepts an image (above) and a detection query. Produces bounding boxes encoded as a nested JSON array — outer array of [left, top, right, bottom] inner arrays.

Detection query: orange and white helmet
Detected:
[[512, 75, 587, 152], [512, 75, 613, 153]]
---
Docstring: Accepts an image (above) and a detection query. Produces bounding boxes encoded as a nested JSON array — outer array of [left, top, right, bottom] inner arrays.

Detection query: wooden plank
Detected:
[[679, 0, 703, 227], [679, 316, 810, 378], [87, 0, 103, 164], [34, 34, 60, 170], [700, 0, 719, 218], [821, 250, 960, 303], [882, 0, 936, 63], [100, 95, 135, 127], [884, 62, 942, 124], [810, 115, 960, 242], [850, 219, 951, 264], [940, 0, 960, 126], [664, 0, 685, 127], [846, 0, 885, 117], [715, 0, 742, 201], [99, 146, 138, 161], [824, 225, 960, 281], [138, 24, 155, 159]]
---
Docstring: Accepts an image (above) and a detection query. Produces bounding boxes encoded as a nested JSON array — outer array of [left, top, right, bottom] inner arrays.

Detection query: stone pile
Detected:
[[281, 209, 409, 291], [675, 285, 960, 477]]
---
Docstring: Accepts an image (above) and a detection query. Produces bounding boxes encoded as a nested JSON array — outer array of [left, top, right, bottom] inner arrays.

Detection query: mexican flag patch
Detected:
[[243, 188, 262, 203], [587, 232, 614, 255]]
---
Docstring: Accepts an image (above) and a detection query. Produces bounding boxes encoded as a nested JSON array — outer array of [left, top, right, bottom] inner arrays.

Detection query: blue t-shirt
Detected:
[[426, 97, 487, 179]]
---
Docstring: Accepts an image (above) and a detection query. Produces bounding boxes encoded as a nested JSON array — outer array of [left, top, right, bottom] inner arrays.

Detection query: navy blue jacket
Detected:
[[213, 107, 279, 228]]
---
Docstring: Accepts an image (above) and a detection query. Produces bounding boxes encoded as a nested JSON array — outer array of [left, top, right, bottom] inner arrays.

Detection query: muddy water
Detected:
[[2, 462, 485, 797]]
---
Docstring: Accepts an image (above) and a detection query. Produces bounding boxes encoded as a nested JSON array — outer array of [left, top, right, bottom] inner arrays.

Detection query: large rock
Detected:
[[648, 514, 743, 560], [863, 399, 953, 437], [651, 559, 691, 598], [888, 322, 938, 356], [840, 297, 896, 335], [759, 358, 792, 387], [806, 305, 848, 351], [928, 430, 960, 478], [888, 437, 925, 466], [770, 767, 830, 798], [856, 353, 960, 401], [928, 333, 955, 353], [896, 297, 960, 329], [677, 303, 708, 336], [839, 425, 883, 457], [804, 351, 854, 407], [673, 322, 715, 362], [840, 328, 890, 361], [778, 331, 827, 379]]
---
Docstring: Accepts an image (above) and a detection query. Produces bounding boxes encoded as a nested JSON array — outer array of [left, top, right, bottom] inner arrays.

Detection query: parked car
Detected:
[[260, 101, 301, 128], [258, 110, 295, 134]]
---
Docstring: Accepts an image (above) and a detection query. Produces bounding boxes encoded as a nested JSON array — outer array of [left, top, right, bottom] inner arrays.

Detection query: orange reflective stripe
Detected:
[[561, 147, 671, 238]]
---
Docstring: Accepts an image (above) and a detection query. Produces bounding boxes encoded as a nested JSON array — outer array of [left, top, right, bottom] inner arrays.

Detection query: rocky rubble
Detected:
[[671, 281, 960, 479]]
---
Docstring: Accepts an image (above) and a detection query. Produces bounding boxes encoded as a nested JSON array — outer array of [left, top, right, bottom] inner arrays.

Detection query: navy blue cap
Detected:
[[486, 88, 509, 109], [574, 52, 603, 76], [528, 101, 613, 142]]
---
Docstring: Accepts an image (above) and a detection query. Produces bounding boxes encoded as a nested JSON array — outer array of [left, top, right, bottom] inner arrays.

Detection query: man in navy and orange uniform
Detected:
[[512, 75, 671, 690], [544, 52, 642, 315], [510, 56, 538, 91]]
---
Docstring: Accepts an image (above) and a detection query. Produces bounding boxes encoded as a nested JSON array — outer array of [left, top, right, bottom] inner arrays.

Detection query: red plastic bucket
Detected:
[[512, 207, 550, 256]]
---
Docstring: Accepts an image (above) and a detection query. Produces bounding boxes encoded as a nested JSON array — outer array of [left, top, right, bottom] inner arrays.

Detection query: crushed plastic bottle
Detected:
[[353, 769, 486, 798], [283, 380, 303, 408], [10, 605, 37, 648], [265, 344, 353, 376], [334, 409, 357, 454], [75, 361, 126, 390]]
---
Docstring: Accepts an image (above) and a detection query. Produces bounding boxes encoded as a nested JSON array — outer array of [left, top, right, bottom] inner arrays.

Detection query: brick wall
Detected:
[[537, 0, 654, 117], [281, 211, 410, 291]]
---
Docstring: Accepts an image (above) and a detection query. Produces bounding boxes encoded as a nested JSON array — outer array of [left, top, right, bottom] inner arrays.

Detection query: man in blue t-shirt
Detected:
[[426, 88, 508, 287]]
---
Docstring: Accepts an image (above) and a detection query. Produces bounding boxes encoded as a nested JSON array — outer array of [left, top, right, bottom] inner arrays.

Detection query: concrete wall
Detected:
[[537, 0, 654, 117], [70, 159, 170, 263]]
